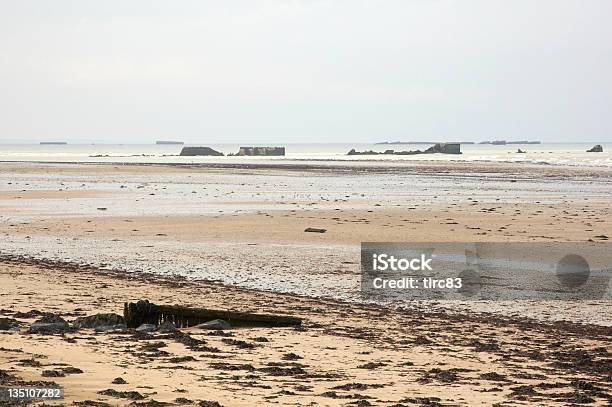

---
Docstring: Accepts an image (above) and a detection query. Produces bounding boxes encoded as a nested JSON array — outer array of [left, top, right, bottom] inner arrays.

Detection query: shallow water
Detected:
[[1, 142, 612, 167]]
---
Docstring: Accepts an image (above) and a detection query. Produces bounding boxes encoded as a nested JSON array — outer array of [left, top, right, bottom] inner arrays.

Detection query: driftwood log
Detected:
[[124, 300, 302, 328]]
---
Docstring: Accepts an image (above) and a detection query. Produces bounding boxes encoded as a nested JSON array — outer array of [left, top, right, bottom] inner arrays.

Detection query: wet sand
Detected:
[[1, 162, 610, 324]]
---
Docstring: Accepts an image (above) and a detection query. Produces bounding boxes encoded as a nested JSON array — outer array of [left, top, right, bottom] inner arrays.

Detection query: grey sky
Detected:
[[1, 0, 610, 144]]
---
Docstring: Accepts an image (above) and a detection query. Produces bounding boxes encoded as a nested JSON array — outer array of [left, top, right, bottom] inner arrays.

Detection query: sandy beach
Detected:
[[0, 161, 611, 406], [3, 2, 612, 405], [1, 256, 611, 406]]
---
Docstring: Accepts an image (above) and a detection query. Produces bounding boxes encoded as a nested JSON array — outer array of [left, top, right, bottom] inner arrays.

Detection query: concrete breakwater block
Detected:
[[179, 146, 224, 156], [237, 146, 285, 156]]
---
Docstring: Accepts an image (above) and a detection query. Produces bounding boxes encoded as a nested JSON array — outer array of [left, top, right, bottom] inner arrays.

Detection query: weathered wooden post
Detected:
[[124, 300, 302, 328]]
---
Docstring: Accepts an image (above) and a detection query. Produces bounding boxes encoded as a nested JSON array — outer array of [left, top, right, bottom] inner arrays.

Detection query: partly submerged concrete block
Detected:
[[587, 144, 603, 153], [425, 143, 461, 154], [238, 146, 285, 156], [347, 143, 461, 156], [179, 146, 224, 156]]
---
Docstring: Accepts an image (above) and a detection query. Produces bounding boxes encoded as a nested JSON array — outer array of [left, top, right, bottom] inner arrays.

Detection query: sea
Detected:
[[0, 142, 611, 167]]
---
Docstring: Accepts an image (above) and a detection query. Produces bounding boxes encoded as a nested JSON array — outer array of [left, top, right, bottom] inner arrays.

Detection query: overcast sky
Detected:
[[1, 0, 611, 144]]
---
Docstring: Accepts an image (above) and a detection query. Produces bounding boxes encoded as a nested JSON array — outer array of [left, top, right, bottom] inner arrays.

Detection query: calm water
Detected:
[[0, 143, 611, 167]]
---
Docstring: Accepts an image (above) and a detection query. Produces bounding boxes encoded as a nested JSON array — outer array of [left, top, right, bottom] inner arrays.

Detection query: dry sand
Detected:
[[8, 203, 611, 245], [1, 257, 610, 406]]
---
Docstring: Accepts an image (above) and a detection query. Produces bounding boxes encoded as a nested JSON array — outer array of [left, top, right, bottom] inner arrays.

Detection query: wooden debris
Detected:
[[304, 227, 326, 233], [124, 300, 302, 328]]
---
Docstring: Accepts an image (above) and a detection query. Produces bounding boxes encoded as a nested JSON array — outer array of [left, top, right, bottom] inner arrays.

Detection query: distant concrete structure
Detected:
[[480, 140, 540, 145], [237, 146, 285, 156], [156, 140, 184, 145], [425, 143, 461, 154], [586, 144, 603, 152], [348, 143, 461, 156], [179, 146, 224, 156]]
